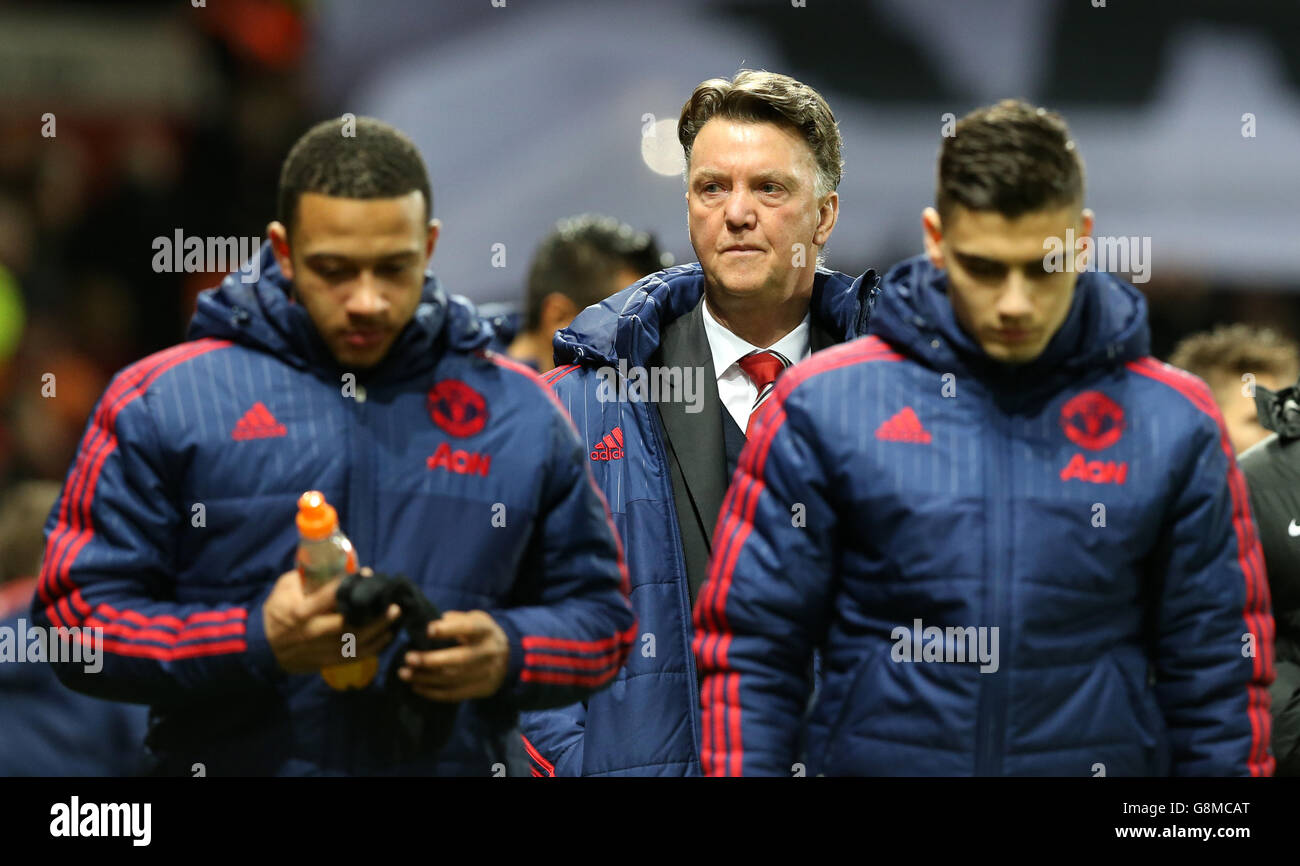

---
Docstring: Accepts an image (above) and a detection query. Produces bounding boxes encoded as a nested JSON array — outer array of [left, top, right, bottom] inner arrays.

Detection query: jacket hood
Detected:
[[554, 263, 878, 368], [871, 254, 1150, 387], [188, 241, 491, 381]]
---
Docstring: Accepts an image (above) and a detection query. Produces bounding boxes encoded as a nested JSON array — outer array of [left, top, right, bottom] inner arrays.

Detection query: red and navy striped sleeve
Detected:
[[484, 355, 635, 711], [33, 340, 283, 704], [696, 338, 903, 775], [1128, 357, 1275, 776]]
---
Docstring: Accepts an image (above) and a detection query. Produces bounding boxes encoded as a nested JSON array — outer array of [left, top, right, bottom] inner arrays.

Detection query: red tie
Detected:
[[738, 349, 791, 435]]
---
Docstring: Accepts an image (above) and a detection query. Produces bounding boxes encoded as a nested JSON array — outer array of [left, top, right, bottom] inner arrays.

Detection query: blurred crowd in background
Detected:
[[1, 0, 1300, 773], [3, 0, 1299, 498]]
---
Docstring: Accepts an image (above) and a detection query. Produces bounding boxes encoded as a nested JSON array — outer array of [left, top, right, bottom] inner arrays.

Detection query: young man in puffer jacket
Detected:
[[34, 117, 634, 776], [697, 100, 1274, 777]]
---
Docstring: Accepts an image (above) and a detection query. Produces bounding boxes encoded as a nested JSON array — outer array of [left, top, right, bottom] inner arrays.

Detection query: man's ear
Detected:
[[268, 222, 293, 282], [812, 191, 839, 248], [1073, 207, 1095, 271], [921, 207, 945, 270], [540, 293, 579, 333], [426, 218, 441, 261]]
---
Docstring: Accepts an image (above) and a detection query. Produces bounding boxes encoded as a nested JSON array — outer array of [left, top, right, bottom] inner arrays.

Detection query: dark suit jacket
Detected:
[[654, 296, 837, 604]]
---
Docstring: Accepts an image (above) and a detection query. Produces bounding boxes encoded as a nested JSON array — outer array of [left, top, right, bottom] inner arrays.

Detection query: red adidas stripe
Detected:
[[712, 672, 725, 776], [1126, 356, 1274, 776], [522, 623, 635, 653], [726, 672, 742, 776], [41, 342, 212, 606], [488, 353, 631, 598], [520, 668, 620, 687], [47, 590, 88, 631], [99, 604, 246, 630], [698, 338, 904, 775], [701, 340, 902, 641], [100, 637, 247, 661], [41, 350, 162, 605], [520, 735, 556, 776], [38, 340, 234, 640], [1129, 360, 1270, 630], [49, 342, 229, 616], [41, 342, 215, 610], [525, 649, 624, 671], [542, 363, 581, 388], [699, 406, 783, 775], [86, 615, 245, 644]]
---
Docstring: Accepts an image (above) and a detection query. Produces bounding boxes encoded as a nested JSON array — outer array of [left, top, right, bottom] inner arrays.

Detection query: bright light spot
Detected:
[[641, 118, 684, 177]]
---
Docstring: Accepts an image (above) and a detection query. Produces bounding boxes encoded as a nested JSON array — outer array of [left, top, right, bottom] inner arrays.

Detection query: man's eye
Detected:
[[760, 183, 781, 194], [376, 264, 406, 277], [701, 182, 723, 194], [963, 261, 1003, 279]]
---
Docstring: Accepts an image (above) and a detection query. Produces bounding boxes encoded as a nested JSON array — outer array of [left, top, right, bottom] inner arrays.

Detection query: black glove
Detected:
[[1254, 382, 1300, 440], [336, 571, 460, 762]]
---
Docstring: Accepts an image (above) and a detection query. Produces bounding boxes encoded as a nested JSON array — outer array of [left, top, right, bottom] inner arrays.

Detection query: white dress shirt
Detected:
[[700, 298, 811, 433]]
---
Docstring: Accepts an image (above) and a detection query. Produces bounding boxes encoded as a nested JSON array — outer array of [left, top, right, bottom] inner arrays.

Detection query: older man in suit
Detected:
[[516, 69, 877, 776]]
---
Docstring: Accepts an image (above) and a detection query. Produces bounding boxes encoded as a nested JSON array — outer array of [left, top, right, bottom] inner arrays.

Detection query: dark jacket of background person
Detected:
[[31, 244, 634, 776], [478, 303, 527, 364], [0, 576, 147, 776], [696, 254, 1274, 776], [1239, 413, 1300, 775], [516, 263, 875, 776]]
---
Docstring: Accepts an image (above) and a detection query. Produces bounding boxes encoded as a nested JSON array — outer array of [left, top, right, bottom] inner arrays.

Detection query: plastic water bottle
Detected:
[[295, 490, 378, 690]]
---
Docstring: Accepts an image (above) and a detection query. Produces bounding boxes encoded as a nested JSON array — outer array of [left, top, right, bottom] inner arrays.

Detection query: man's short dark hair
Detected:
[[678, 69, 843, 197], [1169, 324, 1300, 391], [278, 116, 432, 237], [937, 99, 1084, 223], [525, 214, 670, 330]]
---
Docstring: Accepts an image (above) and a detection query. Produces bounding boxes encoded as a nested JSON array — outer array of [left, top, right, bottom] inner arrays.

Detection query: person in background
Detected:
[[1169, 323, 1299, 455], [484, 214, 669, 373], [1238, 381, 1300, 775], [0, 481, 148, 775]]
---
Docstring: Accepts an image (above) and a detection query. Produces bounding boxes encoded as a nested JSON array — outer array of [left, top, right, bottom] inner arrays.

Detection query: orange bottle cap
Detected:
[[296, 490, 338, 540]]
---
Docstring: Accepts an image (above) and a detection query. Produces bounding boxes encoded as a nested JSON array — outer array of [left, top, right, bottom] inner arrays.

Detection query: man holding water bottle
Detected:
[[34, 117, 635, 775]]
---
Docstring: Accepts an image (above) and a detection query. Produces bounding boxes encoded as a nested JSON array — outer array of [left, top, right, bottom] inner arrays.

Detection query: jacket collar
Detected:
[[188, 241, 491, 383], [871, 255, 1150, 399], [555, 262, 878, 368]]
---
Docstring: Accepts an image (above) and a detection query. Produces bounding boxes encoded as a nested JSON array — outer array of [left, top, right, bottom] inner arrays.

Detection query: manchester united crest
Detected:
[[1060, 390, 1124, 451], [428, 380, 488, 437]]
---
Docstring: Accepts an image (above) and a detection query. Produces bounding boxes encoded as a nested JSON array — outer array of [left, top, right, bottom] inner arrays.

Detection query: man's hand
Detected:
[[398, 610, 509, 701], [264, 568, 399, 675]]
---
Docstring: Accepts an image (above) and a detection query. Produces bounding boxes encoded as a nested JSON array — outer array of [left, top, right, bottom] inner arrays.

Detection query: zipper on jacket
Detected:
[[648, 405, 703, 774], [345, 377, 373, 774], [975, 404, 1012, 776]]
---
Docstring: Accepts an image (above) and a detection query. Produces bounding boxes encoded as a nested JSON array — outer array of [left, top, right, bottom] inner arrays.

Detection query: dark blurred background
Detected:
[[1, 0, 1299, 488]]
